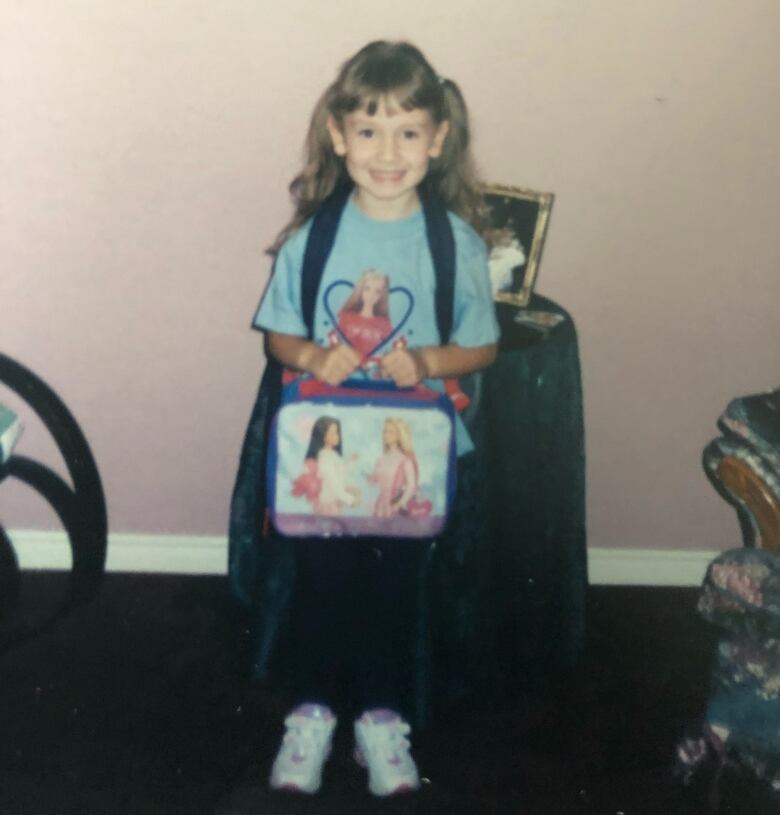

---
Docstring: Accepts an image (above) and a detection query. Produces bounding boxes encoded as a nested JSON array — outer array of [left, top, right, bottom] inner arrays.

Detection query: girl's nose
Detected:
[[378, 135, 397, 162]]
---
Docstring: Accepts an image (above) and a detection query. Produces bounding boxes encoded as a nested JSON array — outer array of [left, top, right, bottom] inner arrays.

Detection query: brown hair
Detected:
[[269, 41, 486, 254]]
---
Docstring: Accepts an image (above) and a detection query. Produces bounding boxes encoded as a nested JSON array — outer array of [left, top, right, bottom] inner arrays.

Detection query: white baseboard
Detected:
[[8, 530, 227, 575], [586, 547, 717, 586], [6, 530, 718, 586]]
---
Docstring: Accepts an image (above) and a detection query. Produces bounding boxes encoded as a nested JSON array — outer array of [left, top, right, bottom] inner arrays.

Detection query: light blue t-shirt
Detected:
[[254, 196, 500, 454]]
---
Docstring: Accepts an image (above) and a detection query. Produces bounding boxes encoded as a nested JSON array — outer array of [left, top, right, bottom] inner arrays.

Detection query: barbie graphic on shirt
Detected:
[[292, 416, 360, 515], [336, 270, 469, 409], [336, 270, 393, 372]]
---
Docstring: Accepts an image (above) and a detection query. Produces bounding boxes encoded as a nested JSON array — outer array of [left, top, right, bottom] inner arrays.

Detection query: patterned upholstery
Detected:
[[677, 390, 780, 805], [719, 391, 780, 474], [704, 549, 780, 766]]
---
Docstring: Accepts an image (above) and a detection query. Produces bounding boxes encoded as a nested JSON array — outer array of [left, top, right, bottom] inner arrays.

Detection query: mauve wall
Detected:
[[1, 2, 778, 551]]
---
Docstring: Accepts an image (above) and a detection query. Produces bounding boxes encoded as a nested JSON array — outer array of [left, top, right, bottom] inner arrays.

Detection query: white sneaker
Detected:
[[354, 709, 420, 797], [269, 704, 336, 794]]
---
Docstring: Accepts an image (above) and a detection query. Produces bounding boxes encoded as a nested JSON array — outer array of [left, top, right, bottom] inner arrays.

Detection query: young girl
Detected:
[[292, 416, 360, 514], [369, 417, 419, 517], [247, 40, 499, 797]]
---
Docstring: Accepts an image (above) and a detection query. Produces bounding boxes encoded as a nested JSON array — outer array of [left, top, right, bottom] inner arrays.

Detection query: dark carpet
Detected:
[[0, 573, 773, 814]]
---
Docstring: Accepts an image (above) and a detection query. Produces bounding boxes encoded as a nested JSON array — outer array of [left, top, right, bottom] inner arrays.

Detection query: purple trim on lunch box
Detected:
[[273, 513, 446, 539]]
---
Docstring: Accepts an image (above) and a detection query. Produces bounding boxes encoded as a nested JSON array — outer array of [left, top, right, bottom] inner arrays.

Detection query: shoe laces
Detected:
[[283, 716, 331, 763], [365, 720, 412, 765]]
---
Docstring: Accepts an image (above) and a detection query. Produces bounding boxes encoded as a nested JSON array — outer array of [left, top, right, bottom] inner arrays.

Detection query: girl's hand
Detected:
[[308, 343, 361, 386], [266, 332, 360, 385], [380, 348, 428, 387]]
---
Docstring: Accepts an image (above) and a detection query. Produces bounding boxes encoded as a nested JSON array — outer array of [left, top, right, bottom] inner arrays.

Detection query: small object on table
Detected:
[[513, 308, 566, 336]]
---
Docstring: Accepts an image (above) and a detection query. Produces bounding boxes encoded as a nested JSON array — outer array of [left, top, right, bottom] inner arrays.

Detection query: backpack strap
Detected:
[[301, 185, 353, 340], [419, 187, 455, 345], [300, 185, 456, 344]]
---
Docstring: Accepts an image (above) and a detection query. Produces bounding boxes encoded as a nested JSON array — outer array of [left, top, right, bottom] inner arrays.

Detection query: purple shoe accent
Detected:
[[294, 703, 334, 720], [364, 708, 400, 724]]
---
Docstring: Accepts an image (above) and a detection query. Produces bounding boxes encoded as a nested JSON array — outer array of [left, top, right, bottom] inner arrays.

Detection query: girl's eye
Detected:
[[358, 129, 374, 138], [402, 130, 420, 140]]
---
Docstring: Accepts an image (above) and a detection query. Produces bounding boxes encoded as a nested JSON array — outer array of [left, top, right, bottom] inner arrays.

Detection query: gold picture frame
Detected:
[[480, 183, 554, 308]]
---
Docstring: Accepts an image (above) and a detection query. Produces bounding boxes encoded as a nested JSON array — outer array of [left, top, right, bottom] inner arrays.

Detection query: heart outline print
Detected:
[[323, 279, 415, 358]]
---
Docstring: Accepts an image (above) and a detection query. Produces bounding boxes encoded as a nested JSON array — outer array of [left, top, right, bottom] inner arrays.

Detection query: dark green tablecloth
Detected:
[[469, 296, 587, 681]]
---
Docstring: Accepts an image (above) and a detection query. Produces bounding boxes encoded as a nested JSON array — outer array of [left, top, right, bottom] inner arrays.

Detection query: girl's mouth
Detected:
[[369, 170, 405, 183]]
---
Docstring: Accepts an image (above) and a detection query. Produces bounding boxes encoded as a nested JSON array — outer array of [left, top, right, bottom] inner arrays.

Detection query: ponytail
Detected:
[[421, 78, 487, 236]]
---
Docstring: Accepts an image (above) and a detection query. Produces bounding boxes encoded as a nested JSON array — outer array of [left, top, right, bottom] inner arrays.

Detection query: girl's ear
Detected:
[[326, 116, 347, 156], [428, 120, 450, 159]]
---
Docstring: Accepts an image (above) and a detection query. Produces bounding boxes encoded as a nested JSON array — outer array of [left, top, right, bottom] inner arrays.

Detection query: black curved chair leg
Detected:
[[0, 353, 108, 649], [0, 524, 21, 619], [6, 456, 104, 604]]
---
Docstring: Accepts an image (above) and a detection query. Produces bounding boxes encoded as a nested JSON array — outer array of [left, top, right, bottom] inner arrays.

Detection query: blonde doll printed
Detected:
[[291, 416, 361, 515], [337, 270, 394, 361], [368, 418, 431, 518], [324, 269, 416, 380]]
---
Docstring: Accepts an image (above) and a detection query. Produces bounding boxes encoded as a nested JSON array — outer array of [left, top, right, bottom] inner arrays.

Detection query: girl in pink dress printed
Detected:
[[337, 270, 393, 368], [368, 418, 420, 517], [292, 416, 360, 515]]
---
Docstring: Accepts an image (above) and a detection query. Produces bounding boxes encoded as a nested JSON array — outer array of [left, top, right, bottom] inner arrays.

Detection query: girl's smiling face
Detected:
[[324, 422, 340, 449], [327, 96, 449, 220]]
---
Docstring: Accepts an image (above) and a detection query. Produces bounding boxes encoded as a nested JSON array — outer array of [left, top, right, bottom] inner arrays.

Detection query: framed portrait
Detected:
[[480, 183, 554, 308]]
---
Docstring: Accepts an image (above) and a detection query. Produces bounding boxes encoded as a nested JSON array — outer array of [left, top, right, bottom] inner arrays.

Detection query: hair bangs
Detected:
[[330, 47, 444, 121]]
